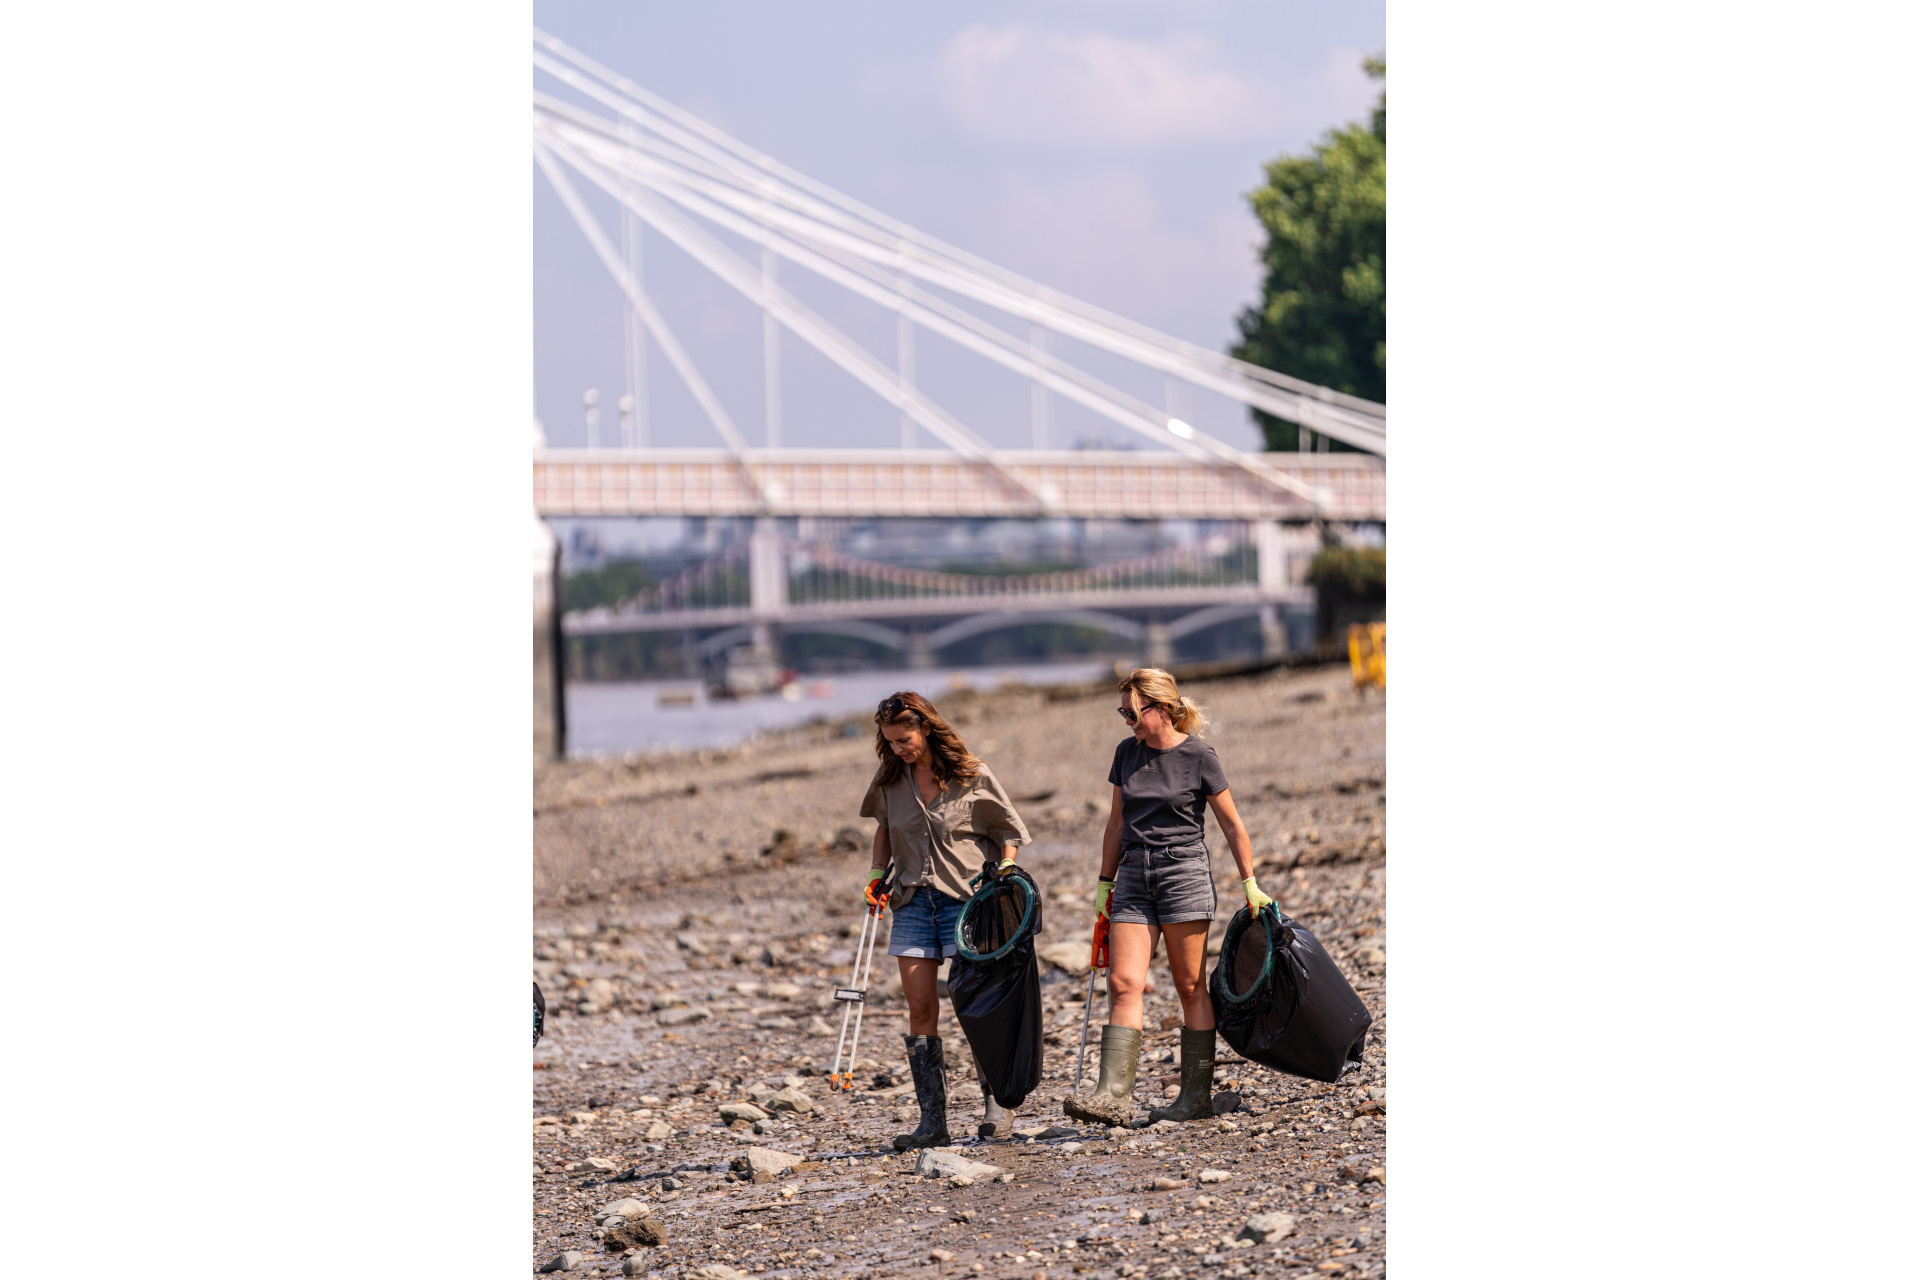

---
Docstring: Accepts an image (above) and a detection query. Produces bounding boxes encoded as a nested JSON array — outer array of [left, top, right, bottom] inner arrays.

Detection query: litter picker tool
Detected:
[[828, 866, 895, 1092], [1074, 914, 1111, 1094]]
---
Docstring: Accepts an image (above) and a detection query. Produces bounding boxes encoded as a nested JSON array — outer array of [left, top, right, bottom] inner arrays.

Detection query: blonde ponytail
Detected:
[[1118, 667, 1208, 735], [1169, 695, 1208, 735]]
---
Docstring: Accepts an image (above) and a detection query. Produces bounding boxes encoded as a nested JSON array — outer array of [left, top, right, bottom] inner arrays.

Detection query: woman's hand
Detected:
[[1242, 875, 1274, 915], [864, 866, 887, 907]]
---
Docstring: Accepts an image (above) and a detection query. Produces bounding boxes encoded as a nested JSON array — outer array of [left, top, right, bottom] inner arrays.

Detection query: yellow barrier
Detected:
[[1348, 621, 1386, 690]]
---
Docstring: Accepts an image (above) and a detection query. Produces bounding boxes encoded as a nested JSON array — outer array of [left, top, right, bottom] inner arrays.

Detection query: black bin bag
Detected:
[[946, 865, 1045, 1108], [1210, 905, 1371, 1082]]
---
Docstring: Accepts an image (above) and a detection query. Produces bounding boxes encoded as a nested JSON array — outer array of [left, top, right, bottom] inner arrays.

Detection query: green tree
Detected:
[[1233, 55, 1385, 451], [561, 559, 653, 613]]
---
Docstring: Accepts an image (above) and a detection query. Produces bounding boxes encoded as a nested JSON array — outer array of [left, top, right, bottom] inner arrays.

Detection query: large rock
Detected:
[[731, 1146, 804, 1178], [719, 1102, 769, 1122], [1238, 1212, 1296, 1244], [770, 1086, 813, 1114], [595, 1198, 651, 1224], [537, 1252, 585, 1273], [913, 1149, 1002, 1181], [657, 1006, 711, 1027], [602, 1217, 667, 1250], [1036, 942, 1091, 975]]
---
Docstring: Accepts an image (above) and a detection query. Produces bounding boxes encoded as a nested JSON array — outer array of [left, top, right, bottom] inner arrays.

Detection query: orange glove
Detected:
[[1090, 876, 1114, 969]]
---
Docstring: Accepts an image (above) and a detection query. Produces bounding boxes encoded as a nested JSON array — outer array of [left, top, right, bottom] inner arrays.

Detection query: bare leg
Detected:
[[1160, 920, 1214, 1030], [899, 956, 942, 1037], [1106, 922, 1156, 1030]]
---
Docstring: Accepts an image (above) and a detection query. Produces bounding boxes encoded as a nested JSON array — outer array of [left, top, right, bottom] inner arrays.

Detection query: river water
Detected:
[[564, 662, 1112, 757]]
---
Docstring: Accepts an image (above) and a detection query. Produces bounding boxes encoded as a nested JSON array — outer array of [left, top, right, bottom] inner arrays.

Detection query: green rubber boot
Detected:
[[1148, 1026, 1217, 1124], [1062, 1024, 1142, 1128]]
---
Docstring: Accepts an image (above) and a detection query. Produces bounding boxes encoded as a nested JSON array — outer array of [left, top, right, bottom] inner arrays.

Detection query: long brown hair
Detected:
[[1118, 667, 1209, 735], [872, 691, 983, 789]]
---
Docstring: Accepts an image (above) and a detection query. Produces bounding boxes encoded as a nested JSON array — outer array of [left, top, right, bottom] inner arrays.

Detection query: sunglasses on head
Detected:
[[876, 696, 917, 723]]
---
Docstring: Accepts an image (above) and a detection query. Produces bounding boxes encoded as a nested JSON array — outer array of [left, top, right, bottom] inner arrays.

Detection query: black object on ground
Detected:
[[947, 864, 1046, 1108], [534, 981, 546, 1047], [1210, 904, 1371, 1082]]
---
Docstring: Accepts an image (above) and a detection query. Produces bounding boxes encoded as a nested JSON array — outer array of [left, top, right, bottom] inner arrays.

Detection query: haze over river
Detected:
[[564, 661, 1111, 756]]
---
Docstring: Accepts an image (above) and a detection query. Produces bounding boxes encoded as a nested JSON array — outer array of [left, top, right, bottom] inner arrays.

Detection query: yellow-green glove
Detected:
[[1093, 878, 1114, 922], [864, 867, 887, 907], [1243, 876, 1274, 914], [994, 855, 1018, 878]]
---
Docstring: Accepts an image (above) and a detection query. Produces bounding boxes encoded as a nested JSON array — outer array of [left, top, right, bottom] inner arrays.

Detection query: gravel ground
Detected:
[[533, 662, 1387, 1278]]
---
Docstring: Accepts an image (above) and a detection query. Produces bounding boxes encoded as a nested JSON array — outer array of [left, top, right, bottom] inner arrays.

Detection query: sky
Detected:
[[532, 2, 1385, 455]]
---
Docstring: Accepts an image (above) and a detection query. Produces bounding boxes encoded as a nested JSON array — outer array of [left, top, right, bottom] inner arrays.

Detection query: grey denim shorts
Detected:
[[1109, 840, 1217, 927]]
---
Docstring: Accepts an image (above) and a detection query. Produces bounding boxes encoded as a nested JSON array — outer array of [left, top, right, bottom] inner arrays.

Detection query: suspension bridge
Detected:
[[529, 30, 1386, 671]]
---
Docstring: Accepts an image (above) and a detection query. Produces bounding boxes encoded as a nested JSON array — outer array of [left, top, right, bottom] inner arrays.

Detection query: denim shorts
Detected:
[[1109, 840, 1217, 928], [888, 888, 966, 959]]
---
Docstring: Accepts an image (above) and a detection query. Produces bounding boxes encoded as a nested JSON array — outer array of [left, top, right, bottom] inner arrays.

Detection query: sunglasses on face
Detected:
[[1117, 702, 1159, 725]]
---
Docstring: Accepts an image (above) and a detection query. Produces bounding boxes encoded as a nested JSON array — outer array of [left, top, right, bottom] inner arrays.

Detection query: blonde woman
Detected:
[[861, 692, 1031, 1149], [1064, 668, 1277, 1128]]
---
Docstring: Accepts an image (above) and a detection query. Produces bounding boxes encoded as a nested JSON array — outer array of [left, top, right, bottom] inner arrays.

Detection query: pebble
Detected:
[[657, 1006, 711, 1027], [1035, 1125, 1079, 1139], [689, 1266, 751, 1280], [756, 1016, 796, 1029], [719, 1102, 769, 1122], [915, 1149, 1003, 1181], [948, 1175, 974, 1188], [929, 1248, 957, 1262], [1237, 1211, 1296, 1244], [645, 1121, 673, 1141], [573, 1157, 619, 1175], [765, 982, 803, 999], [621, 1260, 647, 1277], [806, 1015, 836, 1035], [1198, 1169, 1232, 1183], [537, 1251, 584, 1273], [1152, 1177, 1190, 1191], [770, 1085, 814, 1113], [675, 932, 710, 955]]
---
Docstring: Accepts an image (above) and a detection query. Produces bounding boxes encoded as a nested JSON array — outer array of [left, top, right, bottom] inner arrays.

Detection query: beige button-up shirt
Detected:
[[859, 761, 1031, 909]]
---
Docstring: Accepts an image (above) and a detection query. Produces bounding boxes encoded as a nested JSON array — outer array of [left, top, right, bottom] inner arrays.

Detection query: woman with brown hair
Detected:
[[1064, 667, 1278, 1128], [861, 691, 1032, 1149]]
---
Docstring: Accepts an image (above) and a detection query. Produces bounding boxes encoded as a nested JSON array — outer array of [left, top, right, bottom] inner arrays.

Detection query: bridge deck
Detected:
[[534, 448, 1385, 521]]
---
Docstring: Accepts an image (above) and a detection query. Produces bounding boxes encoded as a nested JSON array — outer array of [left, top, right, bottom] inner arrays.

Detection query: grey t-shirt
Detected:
[[1108, 736, 1230, 847]]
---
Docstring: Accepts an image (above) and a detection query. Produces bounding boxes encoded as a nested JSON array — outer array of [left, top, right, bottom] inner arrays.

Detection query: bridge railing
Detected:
[[567, 526, 1265, 629]]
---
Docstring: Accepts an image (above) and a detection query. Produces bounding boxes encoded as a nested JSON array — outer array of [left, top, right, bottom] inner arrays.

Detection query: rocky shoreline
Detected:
[[534, 663, 1387, 1277]]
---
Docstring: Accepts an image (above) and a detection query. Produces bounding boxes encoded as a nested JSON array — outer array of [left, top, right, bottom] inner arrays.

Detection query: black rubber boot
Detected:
[[892, 1034, 951, 1151], [1062, 1024, 1142, 1127], [972, 1046, 1015, 1137], [1148, 1026, 1217, 1124]]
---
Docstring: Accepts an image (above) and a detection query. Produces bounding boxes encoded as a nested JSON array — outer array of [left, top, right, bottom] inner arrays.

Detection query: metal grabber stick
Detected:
[[829, 868, 894, 1091], [1074, 915, 1111, 1094]]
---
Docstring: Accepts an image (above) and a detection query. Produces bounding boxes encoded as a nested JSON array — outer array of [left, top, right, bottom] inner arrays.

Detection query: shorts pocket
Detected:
[[1166, 842, 1208, 861]]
